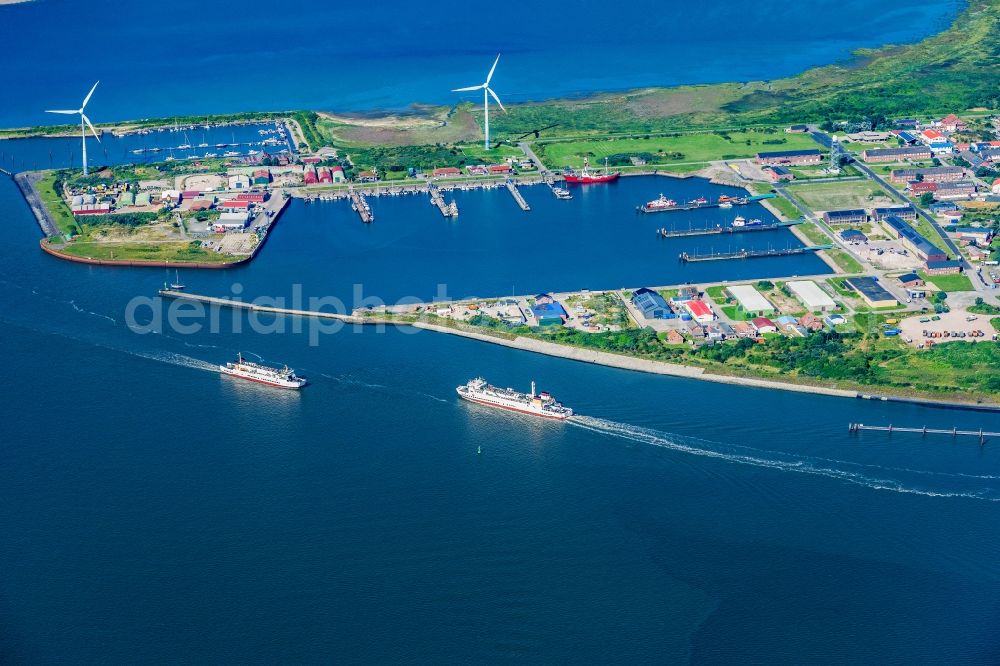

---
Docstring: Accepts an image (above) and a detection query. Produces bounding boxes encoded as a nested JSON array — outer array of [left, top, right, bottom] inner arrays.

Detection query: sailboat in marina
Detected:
[[169, 270, 185, 290]]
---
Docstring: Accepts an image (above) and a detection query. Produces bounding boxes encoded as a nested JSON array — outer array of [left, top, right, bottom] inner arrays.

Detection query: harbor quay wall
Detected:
[[39, 240, 249, 269]]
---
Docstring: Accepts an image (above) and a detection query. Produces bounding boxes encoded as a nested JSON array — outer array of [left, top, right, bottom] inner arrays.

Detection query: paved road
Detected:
[[518, 142, 548, 173]]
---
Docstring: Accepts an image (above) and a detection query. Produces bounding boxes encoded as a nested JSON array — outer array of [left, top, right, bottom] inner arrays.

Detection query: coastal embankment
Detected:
[[157, 289, 1000, 411]]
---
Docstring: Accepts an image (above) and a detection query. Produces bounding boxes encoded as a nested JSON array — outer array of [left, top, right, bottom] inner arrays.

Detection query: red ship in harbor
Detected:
[[563, 157, 620, 184]]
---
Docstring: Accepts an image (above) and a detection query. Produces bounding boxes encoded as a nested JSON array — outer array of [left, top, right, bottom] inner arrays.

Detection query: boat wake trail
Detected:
[[569, 416, 1000, 502], [67, 299, 117, 325], [128, 349, 219, 373]]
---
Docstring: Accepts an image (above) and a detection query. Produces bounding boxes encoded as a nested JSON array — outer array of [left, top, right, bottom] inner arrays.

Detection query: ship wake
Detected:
[[569, 415, 1000, 502]]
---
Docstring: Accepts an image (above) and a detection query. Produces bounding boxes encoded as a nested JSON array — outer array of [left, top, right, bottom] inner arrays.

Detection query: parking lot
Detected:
[[898, 309, 998, 347]]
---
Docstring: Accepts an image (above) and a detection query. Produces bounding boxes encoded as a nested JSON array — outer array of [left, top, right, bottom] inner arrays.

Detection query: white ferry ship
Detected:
[[219, 353, 307, 389], [456, 377, 573, 420]]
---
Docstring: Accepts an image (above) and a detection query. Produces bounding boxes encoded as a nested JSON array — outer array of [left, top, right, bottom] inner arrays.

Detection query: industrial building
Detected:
[[631, 288, 672, 319], [684, 300, 714, 323], [531, 297, 567, 326], [879, 215, 948, 263], [726, 284, 775, 313], [786, 280, 836, 312], [845, 277, 898, 308], [214, 210, 251, 231]]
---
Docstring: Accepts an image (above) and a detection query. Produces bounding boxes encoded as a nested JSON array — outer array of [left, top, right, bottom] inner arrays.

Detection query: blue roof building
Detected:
[[631, 288, 671, 320], [530, 300, 567, 326], [880, 215, 948, 262]]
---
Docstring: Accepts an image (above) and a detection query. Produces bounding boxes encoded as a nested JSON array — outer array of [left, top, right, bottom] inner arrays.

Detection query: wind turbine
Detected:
[[452, 55, 505, 150], [46, 81, 101, 175]]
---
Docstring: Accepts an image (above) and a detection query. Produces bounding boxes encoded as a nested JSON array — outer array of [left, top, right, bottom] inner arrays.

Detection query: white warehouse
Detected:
[[726, 284, 775, 313], [787, 280, 836, 311]]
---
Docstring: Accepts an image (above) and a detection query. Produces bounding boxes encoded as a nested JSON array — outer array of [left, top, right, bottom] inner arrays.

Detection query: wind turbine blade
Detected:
[[452, 84, 484, 92], [485, 54, 500, 85], [45, 109, 78, 115], [81, 80, 100, 109], [488, 88, 506, 114], [83, 114, 101, 142]]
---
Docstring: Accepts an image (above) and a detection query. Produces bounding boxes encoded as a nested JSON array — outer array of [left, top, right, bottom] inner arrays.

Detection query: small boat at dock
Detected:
[[642, 194, 677, 212]]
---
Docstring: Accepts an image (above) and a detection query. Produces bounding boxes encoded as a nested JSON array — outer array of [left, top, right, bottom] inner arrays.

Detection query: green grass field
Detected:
[[919, 271, 975, 292], [797, 222, 832, 245], [766, 196, 802, 220], [536, 130, 822, 169], [826, 249, 864, 273], [790, 180, 894, 212], [36, 173, 78, 236], [59, 241, 238, 264]]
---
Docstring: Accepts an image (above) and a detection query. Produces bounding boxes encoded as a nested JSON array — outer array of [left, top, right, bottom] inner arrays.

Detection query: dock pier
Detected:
[[657, 220, 801, 239], [848, 423, 998, 445], [506, 180, 531, 211], [429, 185, 458, 217], [349, 188, 374, 223], [679, 244, 831, 263]]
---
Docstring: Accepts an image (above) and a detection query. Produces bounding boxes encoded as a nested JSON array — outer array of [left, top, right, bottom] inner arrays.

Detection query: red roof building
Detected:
[[684, 300, 714, 323], [939, 114, 967, 132], [303, 167, 318, 184], [921, 129, 945, 142], [908, 181, 939, 194], [235, 192, 266, 203], [302, 156, 322, 164], [751, 317, 777, 334], [489, 164, 513, 174], [318, 167, 332, 183], [433, 167, 461, 177], [219, 200, 251, 211]]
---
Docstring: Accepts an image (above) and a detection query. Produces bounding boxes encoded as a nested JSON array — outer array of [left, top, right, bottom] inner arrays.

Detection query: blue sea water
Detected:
[[0, 0, 965, 127], [3, 1, 1000, 663]]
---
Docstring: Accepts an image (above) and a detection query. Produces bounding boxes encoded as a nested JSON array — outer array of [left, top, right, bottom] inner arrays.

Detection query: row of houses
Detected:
[[303, 165, 347, 185]]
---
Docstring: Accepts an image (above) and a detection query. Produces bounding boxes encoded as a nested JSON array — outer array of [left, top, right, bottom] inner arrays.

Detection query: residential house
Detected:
[[751, 317, 777, 334]]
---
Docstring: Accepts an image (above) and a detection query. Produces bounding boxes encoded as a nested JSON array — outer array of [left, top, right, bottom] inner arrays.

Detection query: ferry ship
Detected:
[[456, 377, 573, 420], [642, 194, 677, 212], [563, 157, 620, 184], [219, 353, 307, 389]]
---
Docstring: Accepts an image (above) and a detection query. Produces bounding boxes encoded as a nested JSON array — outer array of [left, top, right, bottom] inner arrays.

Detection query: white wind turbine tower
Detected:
[[46, 81, 101, 176], [452, 55, 505, 149]]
